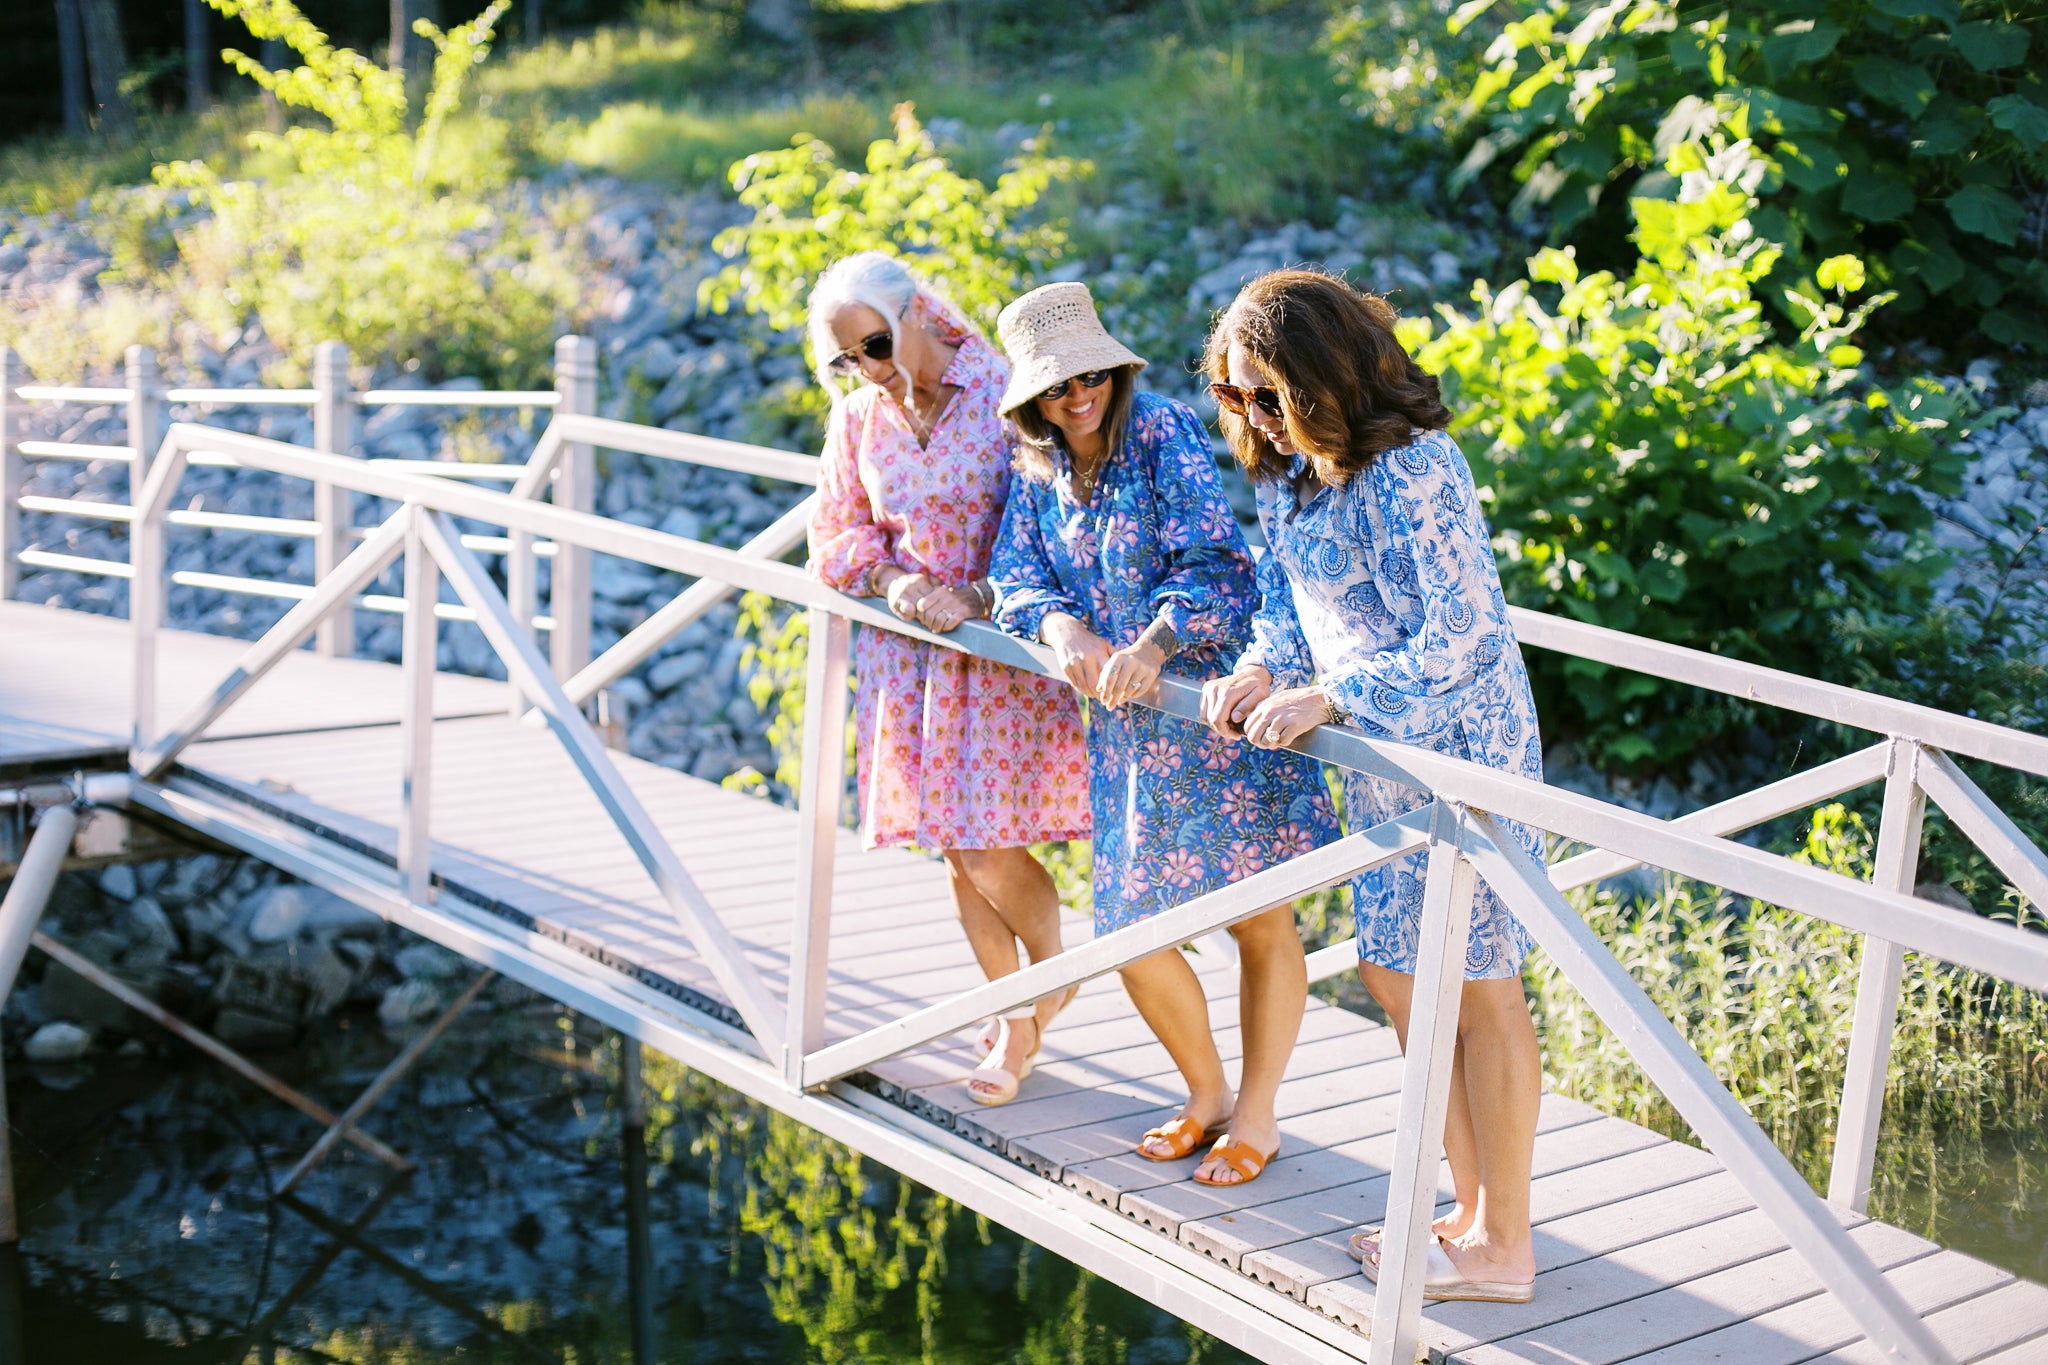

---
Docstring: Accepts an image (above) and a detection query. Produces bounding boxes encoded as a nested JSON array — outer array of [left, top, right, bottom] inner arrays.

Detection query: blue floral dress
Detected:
[[1238, 428, 1545, 980], [991, 392, 1339, 934]]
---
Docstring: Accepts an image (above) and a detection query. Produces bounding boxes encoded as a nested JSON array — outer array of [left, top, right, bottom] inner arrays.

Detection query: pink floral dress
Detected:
[[808, 331, 1091, 851]]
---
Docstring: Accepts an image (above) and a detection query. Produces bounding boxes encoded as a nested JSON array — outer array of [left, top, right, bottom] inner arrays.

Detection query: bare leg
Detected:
[[1440, 977, 1539, 1284], [1193, 904, 1305, 1183], [1360, 962, 1480, 1241], [946, 847, 1069, 1094], [1120, 948, 1234, 1154], [1359, 963, 1539, 1281]]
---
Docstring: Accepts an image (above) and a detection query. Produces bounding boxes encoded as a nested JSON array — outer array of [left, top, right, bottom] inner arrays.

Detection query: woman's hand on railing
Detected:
[[1202, 665, 1273, 741], [1042, 614, 1114, 701], [1242, 683, 1335, 750], [1099, 638, 1167, 710], [911, 582, 981, 633]]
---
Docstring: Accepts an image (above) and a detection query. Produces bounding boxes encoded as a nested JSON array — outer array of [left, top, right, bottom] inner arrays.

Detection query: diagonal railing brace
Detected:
[[416, 509, 788, 1056]]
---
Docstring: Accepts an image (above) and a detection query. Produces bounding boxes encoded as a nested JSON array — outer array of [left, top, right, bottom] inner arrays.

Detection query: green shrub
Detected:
[[1414, 140, 1970, 767], [702, 102, 1087, 345], [1409, 0, 2048, 356], [1529, 804, 2048, 1231], [148, 0, 585, 385]]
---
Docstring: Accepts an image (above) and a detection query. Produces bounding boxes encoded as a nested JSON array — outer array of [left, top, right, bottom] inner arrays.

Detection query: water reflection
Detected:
[[6, 993, 1249, 1363]]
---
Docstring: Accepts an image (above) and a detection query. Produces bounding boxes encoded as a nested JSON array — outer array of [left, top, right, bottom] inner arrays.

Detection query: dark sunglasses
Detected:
[[1209, 382, 1284, 418], [827, 330, 894, 373], [1039, 369, 1113, 401]]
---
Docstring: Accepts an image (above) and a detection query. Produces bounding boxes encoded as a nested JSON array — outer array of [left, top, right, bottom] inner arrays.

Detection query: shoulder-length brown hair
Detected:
[[1007, 365, 1140, 484], [1201, 269, 1450, 487]]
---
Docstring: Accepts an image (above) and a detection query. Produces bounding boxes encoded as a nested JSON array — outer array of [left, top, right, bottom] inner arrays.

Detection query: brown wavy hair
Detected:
[[1201, 269, 1451, 487]]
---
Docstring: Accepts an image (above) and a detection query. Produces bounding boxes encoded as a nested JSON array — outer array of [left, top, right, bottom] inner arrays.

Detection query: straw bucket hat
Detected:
[[995, 282, 1147, 417]]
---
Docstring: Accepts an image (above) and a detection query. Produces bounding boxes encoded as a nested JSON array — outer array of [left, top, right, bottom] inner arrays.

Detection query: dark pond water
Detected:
[[5, 991, 1253, 1364]]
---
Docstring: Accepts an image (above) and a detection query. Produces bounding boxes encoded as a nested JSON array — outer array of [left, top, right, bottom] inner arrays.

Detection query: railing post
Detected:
[[125, 345, 160, 519], [1828, 737, 1925, 1213], [398, 508, 437, 904], [550, 335, 597, 690], [1370, 802, 1476, 1365], [0, 803, 79, 1246], [130, 444, 168, 757], [312, 341, 356, 658], [0, 348, 22, 602], [784, 607, 850, 1086]]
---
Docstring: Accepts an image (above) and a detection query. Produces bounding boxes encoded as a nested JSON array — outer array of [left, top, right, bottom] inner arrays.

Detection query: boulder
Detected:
[[23, 1022, 92, 1063], [378, 979, 441, 1026], [246, 885, 307, 943], [394, 941, 461, 981], [212, 1008, 297, 1050]]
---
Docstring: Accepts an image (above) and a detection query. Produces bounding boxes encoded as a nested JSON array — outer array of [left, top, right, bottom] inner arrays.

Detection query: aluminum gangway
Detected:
[[2, 383, 2047, 1363]]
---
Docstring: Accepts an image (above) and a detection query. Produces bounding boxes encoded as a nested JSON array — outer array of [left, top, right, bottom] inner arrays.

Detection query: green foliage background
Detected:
[[1332, 0, 2048, 357]]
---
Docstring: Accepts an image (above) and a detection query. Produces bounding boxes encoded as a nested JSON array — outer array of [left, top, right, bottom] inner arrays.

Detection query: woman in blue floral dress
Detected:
[[988, 283, 1338, 1188], [1199, 270, 1544, 1302]]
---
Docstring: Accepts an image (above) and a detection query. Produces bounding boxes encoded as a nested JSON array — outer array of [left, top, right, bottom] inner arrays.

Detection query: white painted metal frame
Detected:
[[102, 416, 2048, 1365]]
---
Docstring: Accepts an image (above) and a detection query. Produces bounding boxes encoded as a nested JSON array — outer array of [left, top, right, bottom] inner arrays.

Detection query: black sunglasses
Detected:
[[1209, 382, 1283, 418], [827, 330, 894, 373], [1039, 369, 1113, 401]]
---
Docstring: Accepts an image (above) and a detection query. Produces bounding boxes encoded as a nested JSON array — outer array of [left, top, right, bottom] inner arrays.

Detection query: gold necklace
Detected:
[[1072, 447, 1109, 505]]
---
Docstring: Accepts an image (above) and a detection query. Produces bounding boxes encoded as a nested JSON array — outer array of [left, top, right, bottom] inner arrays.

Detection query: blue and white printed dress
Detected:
[[991, 392, 1339, 935], [1238, 428, 1545, 979]]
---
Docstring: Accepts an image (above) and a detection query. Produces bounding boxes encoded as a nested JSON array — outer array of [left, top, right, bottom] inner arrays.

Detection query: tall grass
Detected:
[[1529, 805, 2048, 1251]]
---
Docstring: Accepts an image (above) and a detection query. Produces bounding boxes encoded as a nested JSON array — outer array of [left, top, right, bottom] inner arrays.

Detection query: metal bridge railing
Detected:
[[0, 337, 818, 674], [89, 414, 2048, 1365]]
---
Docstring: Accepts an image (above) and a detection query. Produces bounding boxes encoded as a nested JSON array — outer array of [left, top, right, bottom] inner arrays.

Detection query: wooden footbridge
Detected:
[[3, 342, 2048, 1364]]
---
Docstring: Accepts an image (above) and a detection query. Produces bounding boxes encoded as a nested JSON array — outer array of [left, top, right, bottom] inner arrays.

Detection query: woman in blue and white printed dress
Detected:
[[1199, 270, 1544, 1304], [988, 282, 1339, 1188]]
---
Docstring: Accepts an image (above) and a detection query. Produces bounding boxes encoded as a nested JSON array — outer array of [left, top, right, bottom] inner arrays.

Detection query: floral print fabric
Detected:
[[1238, 428, 1545, 980], [991, 392, 1338, 934], [808, 330, 1090, 851]]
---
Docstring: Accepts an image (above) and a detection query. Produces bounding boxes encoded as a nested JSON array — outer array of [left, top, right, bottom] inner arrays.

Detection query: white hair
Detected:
[[806, 251, 920, 391], [804, 251, 984, 401]]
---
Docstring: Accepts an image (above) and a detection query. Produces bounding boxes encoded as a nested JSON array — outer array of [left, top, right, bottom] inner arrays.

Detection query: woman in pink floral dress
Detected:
[[805, 252, 1091, 1105]]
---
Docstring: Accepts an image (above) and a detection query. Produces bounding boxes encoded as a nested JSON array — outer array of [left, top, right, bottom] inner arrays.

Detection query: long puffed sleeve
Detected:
[[1318, 436, 1516, 744], [806, 399, 893, 591], [989, 473, 1086, 643], [1237, 544, 1317, 687], [1139, 400, 1259, 649]]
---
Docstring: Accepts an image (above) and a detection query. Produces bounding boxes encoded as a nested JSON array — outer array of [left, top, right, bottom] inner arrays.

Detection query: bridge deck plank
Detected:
[[3, 600, 2039, 1364]]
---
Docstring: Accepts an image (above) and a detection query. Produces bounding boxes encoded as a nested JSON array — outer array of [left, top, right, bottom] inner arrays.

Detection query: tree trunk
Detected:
[[184, 0, 210, 111], [524, 0, 540, 46], [53, 0, 89, 136], [389, 0, 408, 75], [76, 0, 135, 137], [260, 37, 284, 131]]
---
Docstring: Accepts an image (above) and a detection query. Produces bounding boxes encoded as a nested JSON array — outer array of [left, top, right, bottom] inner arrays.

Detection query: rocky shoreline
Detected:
[[9, 854, 505, 1066]]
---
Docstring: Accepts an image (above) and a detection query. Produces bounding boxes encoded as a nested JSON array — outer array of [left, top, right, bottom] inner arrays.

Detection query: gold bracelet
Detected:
[[1322, 691, 1347, 726]]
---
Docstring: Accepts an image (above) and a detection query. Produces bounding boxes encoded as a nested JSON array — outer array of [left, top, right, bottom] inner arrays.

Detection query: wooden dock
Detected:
[[6, 599, 2044, 1364]]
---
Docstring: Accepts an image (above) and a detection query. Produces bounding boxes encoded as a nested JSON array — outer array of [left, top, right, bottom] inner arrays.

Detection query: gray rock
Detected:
[[378, 978, 442, 1025], [656, 506, 704, 542], [394, 941, 460, 981], [298, 939, 357, 1016], [592, 555, 657, 603], [0, 243, 28, 276], [100, 864, 138, 900], [300, 887, 384, 938], [246, 885, 307, 943], [212, 1008, 297, 1050], [39, 958, 146, 1030], [627, 335, 679, 383], [23, 1022, 92, 1063], [647, 649, 703, 694]]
